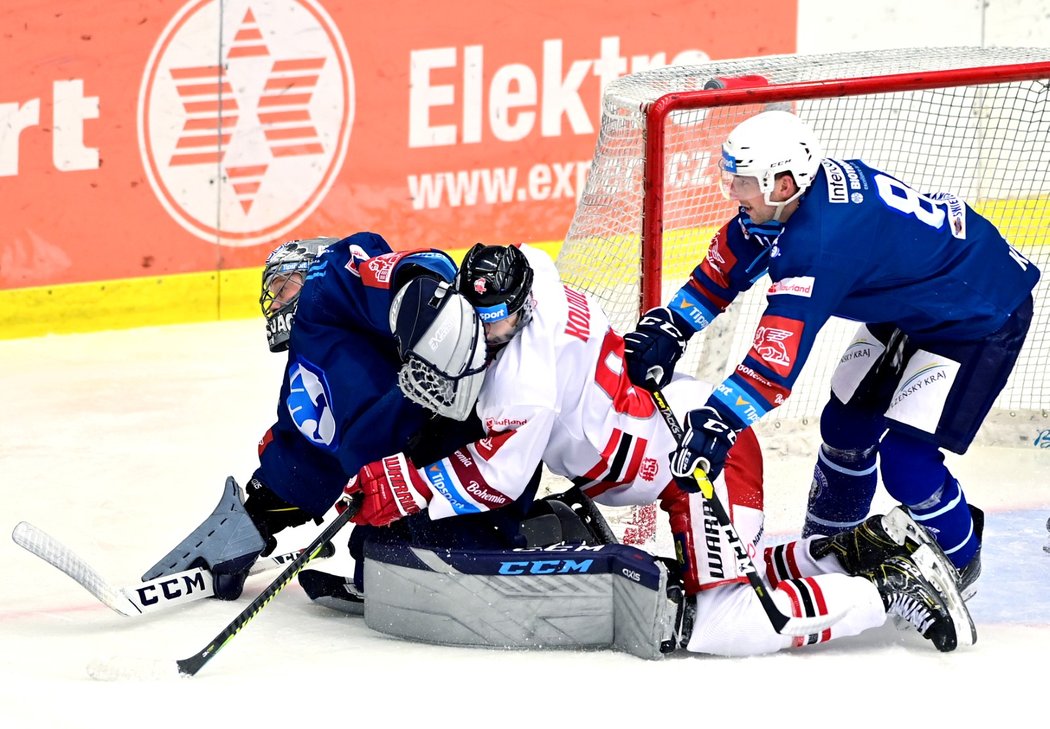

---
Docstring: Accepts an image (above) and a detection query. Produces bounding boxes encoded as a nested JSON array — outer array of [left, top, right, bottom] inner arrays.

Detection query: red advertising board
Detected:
[[0, 0, 795, 333]]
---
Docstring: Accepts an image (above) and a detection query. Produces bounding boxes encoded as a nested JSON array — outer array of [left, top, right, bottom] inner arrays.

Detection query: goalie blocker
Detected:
[[360, 539, 683, 660]]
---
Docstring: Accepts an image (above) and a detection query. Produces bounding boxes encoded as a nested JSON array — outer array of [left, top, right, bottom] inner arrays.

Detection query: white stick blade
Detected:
[[11, 521, 140, 616]]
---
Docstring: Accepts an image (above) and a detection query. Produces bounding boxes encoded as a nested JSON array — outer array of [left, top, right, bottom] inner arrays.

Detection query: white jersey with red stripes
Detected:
[[411, 245, 903, 655], [418, 244, 758, 520]]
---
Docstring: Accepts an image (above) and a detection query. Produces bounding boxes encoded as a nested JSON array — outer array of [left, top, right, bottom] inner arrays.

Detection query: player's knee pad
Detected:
[[819, 394, 886, 451], [878, 430, 948, 506]]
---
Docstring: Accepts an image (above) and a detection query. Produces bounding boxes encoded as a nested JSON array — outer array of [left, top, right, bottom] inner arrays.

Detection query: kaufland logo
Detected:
[[138, 0, 353, 246], [768, 276, 815, 298]]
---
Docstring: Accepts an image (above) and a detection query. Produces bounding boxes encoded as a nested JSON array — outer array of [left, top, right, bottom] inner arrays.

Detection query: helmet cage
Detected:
[[260, 264, 307, 312], [259, 238, 333, 352]]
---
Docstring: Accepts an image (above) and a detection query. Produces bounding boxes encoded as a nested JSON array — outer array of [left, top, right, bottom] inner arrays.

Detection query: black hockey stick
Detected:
[[649, 387, 843, 637], [176, 495, 361, 677]]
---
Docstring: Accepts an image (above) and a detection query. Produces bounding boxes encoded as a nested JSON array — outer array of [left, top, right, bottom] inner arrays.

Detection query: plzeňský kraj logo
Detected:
[[138, 0, 353, 246]]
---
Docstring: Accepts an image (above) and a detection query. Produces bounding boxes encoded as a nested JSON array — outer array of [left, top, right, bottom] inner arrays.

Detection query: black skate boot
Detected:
[[299, 569, 365, 615], [810, 506, 934, 575], [865, 545, 976, 652]]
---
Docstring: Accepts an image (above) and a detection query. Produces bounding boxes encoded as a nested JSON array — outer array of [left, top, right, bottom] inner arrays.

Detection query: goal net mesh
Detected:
[[555, 47, 1050, 544], [558, 46, 1050, 442]]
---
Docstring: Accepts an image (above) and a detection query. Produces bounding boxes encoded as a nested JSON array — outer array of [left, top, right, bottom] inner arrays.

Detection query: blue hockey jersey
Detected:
[[254, 231, 457, 515], [667, 158, 1040, 431]]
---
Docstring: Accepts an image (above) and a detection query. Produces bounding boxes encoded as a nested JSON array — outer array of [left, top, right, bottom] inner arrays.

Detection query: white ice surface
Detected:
[[2, 319, 1049, 728]]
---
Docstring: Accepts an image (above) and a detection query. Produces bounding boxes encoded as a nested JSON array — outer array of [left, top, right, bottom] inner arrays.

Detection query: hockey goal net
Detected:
[[556, 47, 1050, 545]]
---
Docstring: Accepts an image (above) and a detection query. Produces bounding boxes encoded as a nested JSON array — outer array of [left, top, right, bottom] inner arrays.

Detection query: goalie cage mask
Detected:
[[260, 237, 336, 352], [456, 243, 535, 346], [719, 109, 824, 209], [390, 276, 488, 421]]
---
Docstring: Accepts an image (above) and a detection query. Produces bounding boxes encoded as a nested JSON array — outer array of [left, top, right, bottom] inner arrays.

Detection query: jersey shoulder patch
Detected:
[[358, 251, 412, 289], [819, 158, 869, 205]]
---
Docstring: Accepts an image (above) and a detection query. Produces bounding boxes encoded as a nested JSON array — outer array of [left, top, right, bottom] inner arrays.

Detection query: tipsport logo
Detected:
[[138, 0, 353, 246]]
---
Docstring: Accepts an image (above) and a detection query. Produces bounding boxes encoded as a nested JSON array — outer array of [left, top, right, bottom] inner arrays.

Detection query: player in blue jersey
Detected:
[[142, 232, 490, 599], [623, 110, 1039, 598], [252, 233, 476, 518]]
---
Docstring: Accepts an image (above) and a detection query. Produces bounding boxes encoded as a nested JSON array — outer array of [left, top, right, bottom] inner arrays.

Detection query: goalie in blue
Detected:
[[623, 110, 1040, 600], [142, 232, 479, 599]]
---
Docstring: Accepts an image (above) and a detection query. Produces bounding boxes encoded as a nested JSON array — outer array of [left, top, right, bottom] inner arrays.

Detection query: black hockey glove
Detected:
[[404, 411, 486, 465], [243, 478, 320, 556], [669, 406, 738, 486], [624, 306, 689, 390]]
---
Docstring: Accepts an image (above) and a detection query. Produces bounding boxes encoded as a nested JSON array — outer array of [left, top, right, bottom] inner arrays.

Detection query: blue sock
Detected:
[[803, 443, 878, 537], [880, 431, 977, 569], [905, 476, 978, 569]]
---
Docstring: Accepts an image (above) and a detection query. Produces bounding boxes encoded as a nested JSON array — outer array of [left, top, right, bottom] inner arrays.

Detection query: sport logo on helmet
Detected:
[[721, 148, 738, 173], [473, 277, 487, 295], [138, 0, 354, 246]]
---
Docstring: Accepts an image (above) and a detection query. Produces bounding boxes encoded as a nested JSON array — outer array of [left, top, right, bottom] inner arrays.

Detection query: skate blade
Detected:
[[910, 545, 977, 649]]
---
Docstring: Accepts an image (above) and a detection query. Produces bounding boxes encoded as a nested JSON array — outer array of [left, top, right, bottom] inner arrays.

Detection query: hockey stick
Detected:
[[11, 521, 331, 617], [649, 387, 844, 637], [176, 495, 361, 677]]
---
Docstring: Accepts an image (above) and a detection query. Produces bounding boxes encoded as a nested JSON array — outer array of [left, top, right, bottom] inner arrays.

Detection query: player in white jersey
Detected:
[[337, 243, 974, 654]]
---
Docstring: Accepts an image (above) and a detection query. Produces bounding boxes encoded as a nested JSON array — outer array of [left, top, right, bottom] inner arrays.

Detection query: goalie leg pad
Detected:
[[142, 476, 265, 600], [361, 540, 680, 659]]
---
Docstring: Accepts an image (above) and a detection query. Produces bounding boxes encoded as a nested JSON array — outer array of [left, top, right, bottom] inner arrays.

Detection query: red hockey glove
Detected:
[[339, 453, 433, 527]]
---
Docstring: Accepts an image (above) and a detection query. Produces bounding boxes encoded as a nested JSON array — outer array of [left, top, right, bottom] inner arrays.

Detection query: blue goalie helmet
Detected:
[[260, 237, 335, 352]]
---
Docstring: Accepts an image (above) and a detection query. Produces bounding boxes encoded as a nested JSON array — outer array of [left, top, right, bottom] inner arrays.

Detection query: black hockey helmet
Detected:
[[455, 243, 534, 345]]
